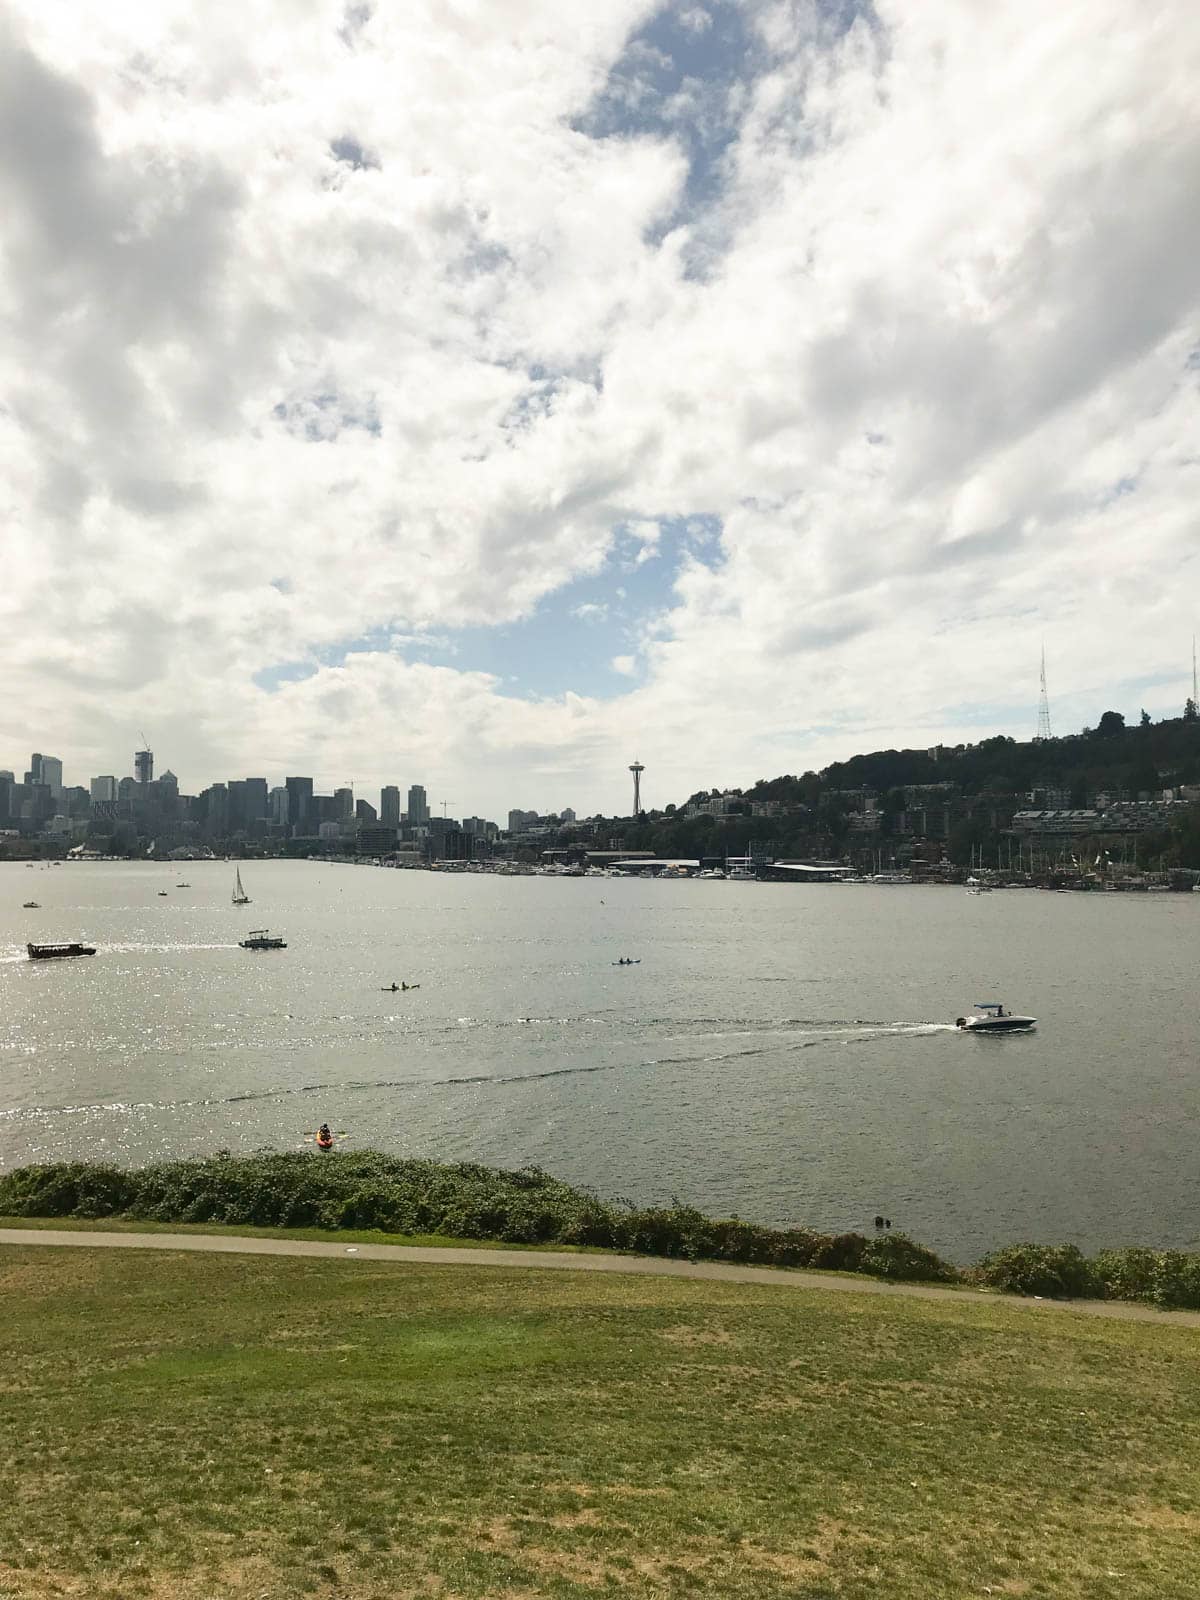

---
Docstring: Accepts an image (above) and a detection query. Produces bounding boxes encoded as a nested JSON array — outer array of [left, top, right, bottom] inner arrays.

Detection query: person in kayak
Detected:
[[316, 1123, 334, 1149]]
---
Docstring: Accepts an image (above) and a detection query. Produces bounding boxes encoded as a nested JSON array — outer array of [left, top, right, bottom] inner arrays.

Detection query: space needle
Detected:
[[629, 761, 645, 816]]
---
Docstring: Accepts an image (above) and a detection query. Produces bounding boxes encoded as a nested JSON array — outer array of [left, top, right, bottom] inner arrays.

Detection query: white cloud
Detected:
[[2, 0, 1199, 816], [611, 655, 638, 677]]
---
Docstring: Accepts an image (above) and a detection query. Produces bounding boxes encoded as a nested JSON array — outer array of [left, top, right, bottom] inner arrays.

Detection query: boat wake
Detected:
[[0, 1019, 960, 1124]]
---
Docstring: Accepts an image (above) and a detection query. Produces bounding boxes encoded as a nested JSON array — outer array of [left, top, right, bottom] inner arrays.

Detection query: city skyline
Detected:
[[2, 4, 1198, 815]]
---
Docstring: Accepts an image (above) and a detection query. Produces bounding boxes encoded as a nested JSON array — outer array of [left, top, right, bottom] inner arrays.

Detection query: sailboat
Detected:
[[232, 867, 251, 906]]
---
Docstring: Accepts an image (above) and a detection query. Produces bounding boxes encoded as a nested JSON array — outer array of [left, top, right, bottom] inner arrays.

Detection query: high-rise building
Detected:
[[380, 785, 401, 826], [270, 786, 289, 826], [560, 807, 576, 823], [39, 756, 63, 801], [285, 776, 314, 833], [334, 787, 354, 820], [355, 799, 377, 825], [507, 808, 538, 833], [226, 779, 248, 829], [407, 784, 429, 824], [241, 778, 268, 822], [25, 754, 43, 786], [135, 749, 153, 785], [91, 776, 117, 803]]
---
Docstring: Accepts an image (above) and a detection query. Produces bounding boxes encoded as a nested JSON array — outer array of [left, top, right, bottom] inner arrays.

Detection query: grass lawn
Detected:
[[2, 1248, 1200, 1599]]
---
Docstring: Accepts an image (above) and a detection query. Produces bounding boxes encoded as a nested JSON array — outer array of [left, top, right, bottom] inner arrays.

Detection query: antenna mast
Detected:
[[1035, 646, 1052, 742], [1193, 634, 1197, 706]]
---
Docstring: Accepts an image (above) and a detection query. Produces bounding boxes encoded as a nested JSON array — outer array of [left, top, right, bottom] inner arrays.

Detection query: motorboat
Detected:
[[698, 868, 726, 879], [28, 942, 96, 960], [239, 929, 287, 950], [956, 1003, 1036, 1033], [22, 900, 39, 909]]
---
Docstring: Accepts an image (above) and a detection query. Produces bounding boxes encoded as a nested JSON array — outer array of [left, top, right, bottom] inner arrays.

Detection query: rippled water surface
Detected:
[[2, 860, 1197, 1259]]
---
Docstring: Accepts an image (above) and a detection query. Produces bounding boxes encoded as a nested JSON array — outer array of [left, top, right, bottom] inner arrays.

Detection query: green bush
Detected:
[[1092, 1247, 1159, 1303], [1, 1153, 1195, 1305], [971, 1243, 1097, 1299]]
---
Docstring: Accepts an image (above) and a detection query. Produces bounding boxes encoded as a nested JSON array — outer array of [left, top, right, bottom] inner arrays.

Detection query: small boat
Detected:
[[22, 900, 39, 909], [612, 958, 641, 966], [176, 882, 191, 888], [239, 929, 287, 950], [956, 1003, 1036, 1033], [157, 890, 169, 896], [232, 867, 251, 906], [28, 942, 96, 960]]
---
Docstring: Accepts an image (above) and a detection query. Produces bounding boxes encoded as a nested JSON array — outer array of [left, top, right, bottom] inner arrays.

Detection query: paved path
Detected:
[[3, 1227, 1198, 1328]]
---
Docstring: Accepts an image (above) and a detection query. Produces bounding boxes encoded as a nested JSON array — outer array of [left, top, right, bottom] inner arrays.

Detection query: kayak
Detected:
[[316, 1134, 334, 1151]]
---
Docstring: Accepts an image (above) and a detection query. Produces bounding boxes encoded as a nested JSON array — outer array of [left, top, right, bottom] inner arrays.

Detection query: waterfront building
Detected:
[[407, 784, 430, 825], [358, 825, 397, 853], [380, 785, 401, 826]]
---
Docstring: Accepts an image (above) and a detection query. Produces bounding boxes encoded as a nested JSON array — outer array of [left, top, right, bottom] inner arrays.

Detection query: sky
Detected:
[[1, 0, 1198, 818]]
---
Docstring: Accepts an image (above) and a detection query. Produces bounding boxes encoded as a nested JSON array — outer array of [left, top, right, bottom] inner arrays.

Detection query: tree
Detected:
[[1185, 698, 1199, 723], [1097, 710, 1126, 737], [1140, 709, 1151, 728]]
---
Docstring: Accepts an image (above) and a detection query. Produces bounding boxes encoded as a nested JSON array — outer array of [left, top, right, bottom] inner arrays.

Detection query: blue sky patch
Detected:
[[253, 516, 725, 700]]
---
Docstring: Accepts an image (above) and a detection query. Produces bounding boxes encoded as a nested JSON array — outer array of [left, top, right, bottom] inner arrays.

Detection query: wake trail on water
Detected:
[[1, 1020, 959, 1123]]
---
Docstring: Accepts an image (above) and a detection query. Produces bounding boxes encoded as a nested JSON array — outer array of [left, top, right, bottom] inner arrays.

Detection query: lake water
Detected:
[[1, 860, 1196, 1261]]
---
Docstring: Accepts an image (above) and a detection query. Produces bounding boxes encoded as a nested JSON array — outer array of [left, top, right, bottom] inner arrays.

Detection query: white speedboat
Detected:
[[956, 1003, 1036, 1033]]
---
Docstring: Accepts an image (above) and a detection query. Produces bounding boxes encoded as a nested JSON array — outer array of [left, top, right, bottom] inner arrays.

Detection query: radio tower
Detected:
[[1193, 634, 1197, 706], [629, 761, 644, 816], [1035, 646, 1053, 742]]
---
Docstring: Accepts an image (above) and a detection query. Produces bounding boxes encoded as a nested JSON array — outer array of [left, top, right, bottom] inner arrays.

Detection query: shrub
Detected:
[[1147, 1252, 1200, 1310], [972, 1243, 1097, 1299], [860, 1232, 958, 1283], [1092, 1247, 1159, 1303]]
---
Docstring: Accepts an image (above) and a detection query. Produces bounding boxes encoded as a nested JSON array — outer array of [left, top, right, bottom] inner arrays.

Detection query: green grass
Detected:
[[2, 1248, 1200, 1599]]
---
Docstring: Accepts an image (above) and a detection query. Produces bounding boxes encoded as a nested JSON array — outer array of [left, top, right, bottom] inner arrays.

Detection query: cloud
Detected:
[[1, 0, 1199, 816]]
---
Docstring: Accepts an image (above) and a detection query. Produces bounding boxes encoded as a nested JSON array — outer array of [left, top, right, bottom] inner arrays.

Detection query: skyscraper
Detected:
[[285, 776, 314, 833], [407, 784, 429, 824], [90, 776, 117, 803], [135, 749, 154, 785], [380, 785, 401, 826], [39, 756, 63, 801], [334, 787, 354, 820]]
